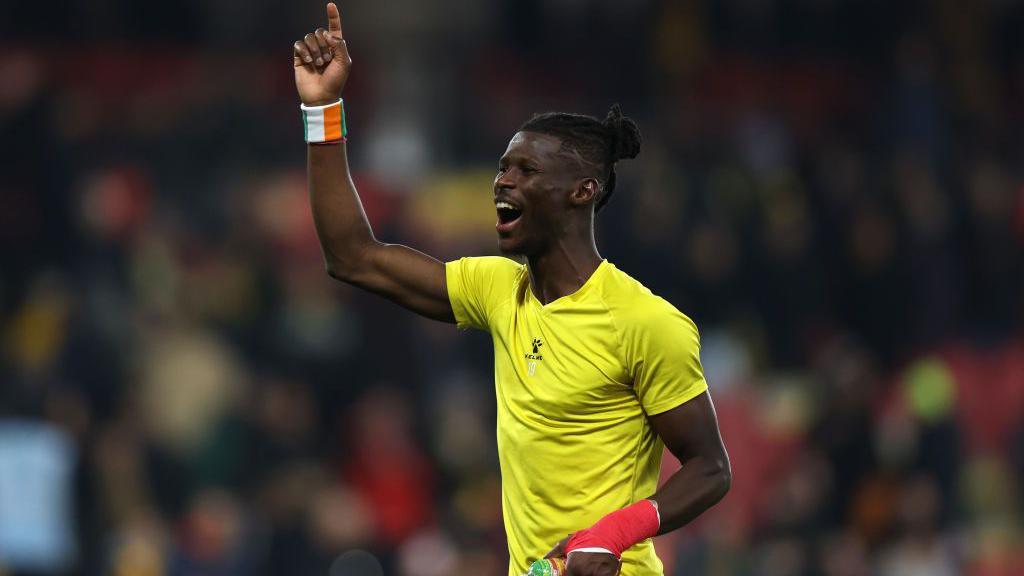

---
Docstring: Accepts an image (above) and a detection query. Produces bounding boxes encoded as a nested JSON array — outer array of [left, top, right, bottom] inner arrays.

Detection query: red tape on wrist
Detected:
[[564, 500, 660, 559]]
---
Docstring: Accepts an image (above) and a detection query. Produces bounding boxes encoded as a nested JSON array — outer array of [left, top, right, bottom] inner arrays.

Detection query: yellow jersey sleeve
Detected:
[[445, 256, 522, 331], [622, 301, 709, 415]]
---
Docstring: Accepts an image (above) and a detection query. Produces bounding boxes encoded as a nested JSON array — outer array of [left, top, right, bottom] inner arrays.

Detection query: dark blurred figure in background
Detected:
[[1, 1, 1022, 575]]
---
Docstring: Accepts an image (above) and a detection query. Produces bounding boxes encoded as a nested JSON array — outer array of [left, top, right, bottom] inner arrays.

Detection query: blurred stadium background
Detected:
[[2, 0, 1023, 574]]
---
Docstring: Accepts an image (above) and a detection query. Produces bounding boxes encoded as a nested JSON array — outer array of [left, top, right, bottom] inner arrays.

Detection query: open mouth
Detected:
[[496, 201, 523, 227]]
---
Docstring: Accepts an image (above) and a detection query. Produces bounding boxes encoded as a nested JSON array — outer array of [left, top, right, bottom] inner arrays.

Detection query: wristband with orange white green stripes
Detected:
[[301, 98, 347, 144]]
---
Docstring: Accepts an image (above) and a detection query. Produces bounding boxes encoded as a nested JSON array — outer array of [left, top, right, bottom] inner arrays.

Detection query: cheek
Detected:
[[528, 182, 565, 211], [533, 188, 569, 221], [522, 208, 559, 243]]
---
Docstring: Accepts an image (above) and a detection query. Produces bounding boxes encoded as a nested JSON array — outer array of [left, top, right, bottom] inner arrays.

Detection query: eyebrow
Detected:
[[500, 137, 590, 171], [499, 152, 538, 166]]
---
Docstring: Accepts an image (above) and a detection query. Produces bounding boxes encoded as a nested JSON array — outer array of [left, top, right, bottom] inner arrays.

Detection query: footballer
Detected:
[[293, 4, 731, 575]]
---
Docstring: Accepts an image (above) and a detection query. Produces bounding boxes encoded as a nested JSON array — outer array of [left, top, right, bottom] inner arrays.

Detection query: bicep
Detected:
[[648, 392, 729, 469], [344, 242, 455, 323]]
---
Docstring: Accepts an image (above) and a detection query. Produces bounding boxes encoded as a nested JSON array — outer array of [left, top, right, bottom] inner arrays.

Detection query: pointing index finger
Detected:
[[326, 2, 343, 37]]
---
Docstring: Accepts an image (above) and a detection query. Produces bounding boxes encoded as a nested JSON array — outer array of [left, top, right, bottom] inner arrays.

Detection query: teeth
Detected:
[[495, 201, 518, 210]]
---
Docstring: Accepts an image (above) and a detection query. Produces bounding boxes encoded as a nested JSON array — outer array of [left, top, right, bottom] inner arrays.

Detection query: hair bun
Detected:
[[602, 103, 642, 161]]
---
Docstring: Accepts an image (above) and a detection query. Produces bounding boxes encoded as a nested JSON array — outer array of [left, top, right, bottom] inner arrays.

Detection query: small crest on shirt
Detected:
[[525, 338, 544, 360], [525, 338, 544, 376]]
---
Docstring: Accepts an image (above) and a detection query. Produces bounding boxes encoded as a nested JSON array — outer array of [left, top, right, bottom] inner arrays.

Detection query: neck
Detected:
[[525, 223, 602, 305]]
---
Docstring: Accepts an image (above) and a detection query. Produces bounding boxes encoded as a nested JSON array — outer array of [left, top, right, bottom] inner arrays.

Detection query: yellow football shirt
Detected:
[[446, 257, 709, 576]]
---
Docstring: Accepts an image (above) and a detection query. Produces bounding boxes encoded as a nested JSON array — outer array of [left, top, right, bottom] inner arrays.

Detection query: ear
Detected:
[[570, 177, 600, 207]]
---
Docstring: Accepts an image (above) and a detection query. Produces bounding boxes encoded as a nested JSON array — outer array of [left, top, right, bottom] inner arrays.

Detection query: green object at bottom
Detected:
[[526, 558, 565, 576]]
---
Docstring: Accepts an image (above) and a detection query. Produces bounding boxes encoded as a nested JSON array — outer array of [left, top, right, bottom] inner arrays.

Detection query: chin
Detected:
[[497, 237, 523, 255], [497, 232, 534, 256]]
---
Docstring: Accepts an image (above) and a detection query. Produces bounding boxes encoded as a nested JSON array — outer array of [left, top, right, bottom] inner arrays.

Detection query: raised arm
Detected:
[[293, 2, 454, 323]]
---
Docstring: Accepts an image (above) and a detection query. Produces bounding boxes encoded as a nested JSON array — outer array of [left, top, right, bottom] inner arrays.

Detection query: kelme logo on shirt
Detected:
[[525, 338, 543, 376], [526, 338, 543, 359]]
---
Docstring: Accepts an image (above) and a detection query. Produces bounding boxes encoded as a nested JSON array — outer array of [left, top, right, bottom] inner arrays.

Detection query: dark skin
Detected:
[[294, 4, 731, 575], [544, 393, 731, 574]]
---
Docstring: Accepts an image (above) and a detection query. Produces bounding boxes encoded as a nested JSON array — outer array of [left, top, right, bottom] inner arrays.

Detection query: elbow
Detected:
[[698, 453, 731, 504], [712, 458, 732, 501], [717, 466, 732, 500], [325, 259, 364, 284], [323, 242, 377, 283], [324, 259, 350, 282]]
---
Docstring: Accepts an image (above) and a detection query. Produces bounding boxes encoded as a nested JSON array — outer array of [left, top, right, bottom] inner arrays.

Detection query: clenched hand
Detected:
[[293, 2, 352, 106]]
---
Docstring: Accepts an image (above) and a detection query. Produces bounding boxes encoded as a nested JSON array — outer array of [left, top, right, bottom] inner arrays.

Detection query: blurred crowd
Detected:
[[2, 0, 1023, 575]]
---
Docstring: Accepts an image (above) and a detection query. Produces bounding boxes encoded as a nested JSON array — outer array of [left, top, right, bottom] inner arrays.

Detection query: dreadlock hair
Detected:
[[518, 103, 642, 212]]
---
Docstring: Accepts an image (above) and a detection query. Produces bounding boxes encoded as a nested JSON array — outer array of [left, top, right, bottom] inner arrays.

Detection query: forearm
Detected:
[[650, 453, 731, 535], [291, 5, 453, 322], [559, 454, 729, 561], [307, 141, 378, 279], [554, 395, 729, 571]]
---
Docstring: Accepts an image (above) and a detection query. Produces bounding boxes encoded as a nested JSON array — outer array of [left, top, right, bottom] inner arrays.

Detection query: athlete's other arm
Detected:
[[549, 392, 730, 576], [647, 391, 731, 533], [293, 3, 454, 323]]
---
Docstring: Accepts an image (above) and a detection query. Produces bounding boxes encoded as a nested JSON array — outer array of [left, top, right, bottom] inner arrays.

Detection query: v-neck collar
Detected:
[[526, 259, 609, 311]]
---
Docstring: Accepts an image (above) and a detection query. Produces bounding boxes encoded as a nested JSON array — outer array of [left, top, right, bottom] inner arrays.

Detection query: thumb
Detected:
[[326, 35, 350, 66], [544, 535, 571, 558]]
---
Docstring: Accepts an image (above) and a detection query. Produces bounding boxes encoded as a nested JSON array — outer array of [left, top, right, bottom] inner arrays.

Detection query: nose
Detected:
[[495, 170, 515, 191]]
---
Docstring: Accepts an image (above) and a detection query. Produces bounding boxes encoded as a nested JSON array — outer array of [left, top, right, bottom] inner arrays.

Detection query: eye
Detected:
[[521, 165, 537, 174]]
